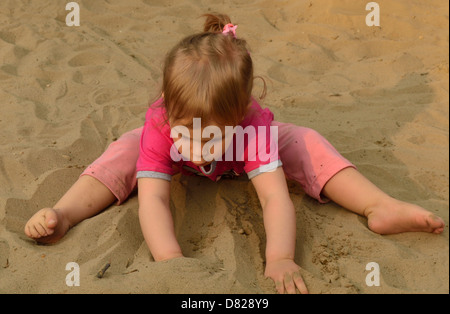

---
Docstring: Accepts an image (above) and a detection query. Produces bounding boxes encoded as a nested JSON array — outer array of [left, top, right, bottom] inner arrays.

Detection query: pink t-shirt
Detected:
[[136, 98, 281, 182]]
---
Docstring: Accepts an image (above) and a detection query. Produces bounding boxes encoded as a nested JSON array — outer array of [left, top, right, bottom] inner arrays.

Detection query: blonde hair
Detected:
[[162, 13, 261, 127]]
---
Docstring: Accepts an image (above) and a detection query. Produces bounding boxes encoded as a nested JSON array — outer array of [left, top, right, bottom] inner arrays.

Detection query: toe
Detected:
[[426, 214, 445, 232], [24, 224, 32, 238], [29, 225, 43, 238], [35, 222, 48, 237], [44, 210, 58, 229], [24, 208, 60, 240]]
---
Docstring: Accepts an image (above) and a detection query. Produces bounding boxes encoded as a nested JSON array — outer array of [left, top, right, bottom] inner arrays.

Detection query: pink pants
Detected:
[[81, 122, 355, 204]]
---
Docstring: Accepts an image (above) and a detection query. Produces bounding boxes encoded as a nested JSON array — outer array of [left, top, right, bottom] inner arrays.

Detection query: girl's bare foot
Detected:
[[24, 208, 71, 244], [365, 198, 446, 235], [24, 176, 117, 244]]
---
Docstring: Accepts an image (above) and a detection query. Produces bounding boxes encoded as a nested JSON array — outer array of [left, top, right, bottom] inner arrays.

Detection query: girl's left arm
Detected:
[[251, 167, 308, 294]]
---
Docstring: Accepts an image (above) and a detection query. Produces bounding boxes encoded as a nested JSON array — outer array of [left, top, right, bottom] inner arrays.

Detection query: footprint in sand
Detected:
[[68, 52, 110, 67]]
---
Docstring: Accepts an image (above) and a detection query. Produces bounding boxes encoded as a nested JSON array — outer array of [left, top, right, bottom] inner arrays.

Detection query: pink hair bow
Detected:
[[222, 23, 238, 38]]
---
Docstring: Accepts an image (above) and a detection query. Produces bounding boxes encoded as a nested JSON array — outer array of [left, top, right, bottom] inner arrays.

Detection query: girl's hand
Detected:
[[265, 259, 309, 294]]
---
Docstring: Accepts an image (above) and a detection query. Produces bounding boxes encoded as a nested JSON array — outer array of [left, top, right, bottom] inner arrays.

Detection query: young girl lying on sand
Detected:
[[24, 13, 445, 294]]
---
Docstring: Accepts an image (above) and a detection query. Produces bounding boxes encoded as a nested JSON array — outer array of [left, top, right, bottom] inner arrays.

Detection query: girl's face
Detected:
[[171, 119, 235, 166]]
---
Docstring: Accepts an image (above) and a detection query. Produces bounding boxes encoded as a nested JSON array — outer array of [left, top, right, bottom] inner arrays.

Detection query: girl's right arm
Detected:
[[138, 178, 184, 261]]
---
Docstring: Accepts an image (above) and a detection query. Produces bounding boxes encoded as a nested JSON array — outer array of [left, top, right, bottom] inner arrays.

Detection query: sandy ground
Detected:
[[0, 0, 448, 294]]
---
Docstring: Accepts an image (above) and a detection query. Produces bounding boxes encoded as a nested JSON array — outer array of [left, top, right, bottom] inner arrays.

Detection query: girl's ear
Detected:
[[161, 92, 165, 98]]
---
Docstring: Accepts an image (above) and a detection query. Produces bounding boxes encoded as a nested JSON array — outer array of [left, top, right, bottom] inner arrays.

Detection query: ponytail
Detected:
[[202, 13, 232, 33], [201, 13, 266, 101]]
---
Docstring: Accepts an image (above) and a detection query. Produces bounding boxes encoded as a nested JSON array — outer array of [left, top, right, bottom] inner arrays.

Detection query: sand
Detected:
[[0, 0, 448, 294]]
